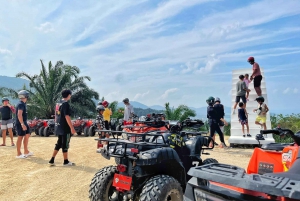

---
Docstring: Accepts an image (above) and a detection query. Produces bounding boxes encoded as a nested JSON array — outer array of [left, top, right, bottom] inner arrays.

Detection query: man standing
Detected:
[[123, 98, 134, 123], [248, 56, 262, 96], [232, 75, 249, 114], [15, 90, 33, 159], [0, 97, 15, 146], [49, 89, 76, 166]]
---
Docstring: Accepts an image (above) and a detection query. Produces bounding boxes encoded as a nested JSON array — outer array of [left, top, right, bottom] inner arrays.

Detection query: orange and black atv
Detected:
[[184, 127, 300, 201]]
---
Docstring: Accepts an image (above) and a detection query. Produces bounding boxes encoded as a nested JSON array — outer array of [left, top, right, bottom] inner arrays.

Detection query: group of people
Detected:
[[232, 56, 269, 137]]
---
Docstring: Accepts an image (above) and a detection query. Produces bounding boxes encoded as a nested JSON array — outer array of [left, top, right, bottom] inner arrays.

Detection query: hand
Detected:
[[22, 124, 27, 131], [253, 109, 257, 112], [71, 128, 76, 135]]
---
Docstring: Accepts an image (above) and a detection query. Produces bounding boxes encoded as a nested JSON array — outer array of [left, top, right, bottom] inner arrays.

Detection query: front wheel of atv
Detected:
[[202, 158, 218, 165], [39, 127, 45, 137], [89, 126, 96, 137], [84, 127, 89, 137], [89, 166, 120, 201], [139, 175, 183, 201], [43, 127, 50, 137]]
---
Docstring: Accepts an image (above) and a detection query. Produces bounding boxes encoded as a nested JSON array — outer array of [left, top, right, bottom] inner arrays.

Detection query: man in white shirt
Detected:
[[123, 98, 134, 122]]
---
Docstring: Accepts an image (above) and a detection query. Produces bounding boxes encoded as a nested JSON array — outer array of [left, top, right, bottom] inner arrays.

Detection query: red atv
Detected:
[[72, 117, 87, 135], [38, 119, 50, 137], [27, 118, 42, 135], [83, 119, 95, 137], [184, 127, 300, 201], [43, 119, 55, 137]]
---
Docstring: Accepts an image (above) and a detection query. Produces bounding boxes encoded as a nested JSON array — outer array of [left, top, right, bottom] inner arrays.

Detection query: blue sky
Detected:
[[0, 0, 300, 113]]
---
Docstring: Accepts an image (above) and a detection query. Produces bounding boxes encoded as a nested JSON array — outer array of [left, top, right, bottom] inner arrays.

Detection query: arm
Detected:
[[18, 109, 27, 131], [250, 63, 258, 78], [262, 104, 269, 115], [65, 115, 75, 133], [8, 104, 16, 113]]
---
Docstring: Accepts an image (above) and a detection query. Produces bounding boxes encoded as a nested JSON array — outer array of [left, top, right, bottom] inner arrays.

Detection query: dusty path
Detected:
[[0, 135, 253, 201]]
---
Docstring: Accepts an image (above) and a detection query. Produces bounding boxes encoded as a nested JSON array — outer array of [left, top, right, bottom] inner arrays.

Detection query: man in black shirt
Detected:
[[0, 97, 15, 146], [49, 89, 76, 166], [15, 90, 33, 159]]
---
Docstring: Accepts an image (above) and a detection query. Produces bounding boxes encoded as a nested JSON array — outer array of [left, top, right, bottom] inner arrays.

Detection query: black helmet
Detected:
[[206, 96, 215, 105], [97, 101, 103, 105], [256, 96, 265, 102], [96, 105, 105, 112], [2, 97, 9, 102], [18, 90, 29, 99], [123, 98, 129, 103]]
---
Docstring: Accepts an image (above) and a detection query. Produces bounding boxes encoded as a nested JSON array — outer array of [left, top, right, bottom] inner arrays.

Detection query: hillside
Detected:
[[0, 75, 30, 90]]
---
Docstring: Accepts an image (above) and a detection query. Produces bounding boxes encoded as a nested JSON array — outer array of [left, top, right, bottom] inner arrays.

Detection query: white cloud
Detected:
[[294, 88, 298, 94], [133, 91, 150, 100], [160, 88, 178, 99], [36, 22, 54, 33], [283, 88, 290, 94], [195, 55, 220, 74], [0, 48, 12, 55]]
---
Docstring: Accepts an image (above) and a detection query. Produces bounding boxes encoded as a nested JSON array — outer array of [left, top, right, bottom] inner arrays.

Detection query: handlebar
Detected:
[[260, 128, 294, 136]]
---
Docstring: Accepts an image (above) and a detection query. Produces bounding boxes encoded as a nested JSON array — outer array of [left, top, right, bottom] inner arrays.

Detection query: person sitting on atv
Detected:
[[96, 105, 109, 141], [206, 96, 227, 148]]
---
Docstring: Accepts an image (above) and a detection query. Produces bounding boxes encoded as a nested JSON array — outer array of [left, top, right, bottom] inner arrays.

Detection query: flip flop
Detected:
[[0, 144, 6, 146]]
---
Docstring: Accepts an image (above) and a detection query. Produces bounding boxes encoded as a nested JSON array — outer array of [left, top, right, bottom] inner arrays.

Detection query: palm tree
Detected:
[[164, 102, 196, 121], [0, 60, 99, 119]]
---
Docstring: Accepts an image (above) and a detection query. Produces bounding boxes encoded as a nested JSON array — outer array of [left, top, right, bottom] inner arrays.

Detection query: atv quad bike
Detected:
[[43, 119, 55, 137], [89, 119, 217, 201], [72, 117, 87, 135], [28, 118, 42, 135], [184, 128, 300, 201]]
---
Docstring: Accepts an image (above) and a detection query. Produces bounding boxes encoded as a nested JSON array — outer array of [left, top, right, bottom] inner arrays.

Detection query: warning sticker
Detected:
[[282, 150, 292, 162]]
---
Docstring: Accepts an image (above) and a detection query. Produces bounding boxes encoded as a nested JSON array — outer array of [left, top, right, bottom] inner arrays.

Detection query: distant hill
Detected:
[[0, 75, 30, 90]]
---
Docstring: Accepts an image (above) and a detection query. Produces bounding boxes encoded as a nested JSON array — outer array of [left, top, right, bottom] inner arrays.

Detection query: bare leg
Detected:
[[2, 129, 7, 145], [52, 150, 59, 158], [254, 87, 262, 96], [7, 128, 14, 145], [16, 136, 23, 156], [246, 123, 250, 134], [242, 124, 245, 135], [255, 121, 263, 129], [233, 102, 238, 109], [263, 123, 267, 130], [63, 152, 68, 160], [23, 134, 30, 154]]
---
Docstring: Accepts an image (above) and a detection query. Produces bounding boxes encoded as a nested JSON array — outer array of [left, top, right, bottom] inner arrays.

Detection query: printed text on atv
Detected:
[[90, 119, 217, 201], [184, 128, 300, 201]]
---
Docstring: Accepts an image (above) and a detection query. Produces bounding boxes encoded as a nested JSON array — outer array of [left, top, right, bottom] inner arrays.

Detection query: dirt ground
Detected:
[[0, 135, 253, 201]]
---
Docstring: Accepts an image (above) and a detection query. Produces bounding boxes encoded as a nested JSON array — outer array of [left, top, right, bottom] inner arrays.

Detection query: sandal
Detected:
[[0, 144, 6, 146], [11, 143, 15, 146]]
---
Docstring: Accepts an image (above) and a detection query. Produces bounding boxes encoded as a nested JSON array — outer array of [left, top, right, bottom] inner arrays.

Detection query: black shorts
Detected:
[[254, 75, 262, 87], [104, 121, 109, 130], [16, 124, 30, 136], [55, 133, 71, 153], [235, 95, 247, 103]]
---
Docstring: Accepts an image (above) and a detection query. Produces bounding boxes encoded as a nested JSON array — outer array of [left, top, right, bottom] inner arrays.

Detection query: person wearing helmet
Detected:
[[248, 56, 262, 96], [15, 90, 33, 158], [49, 89, 76, 166], [0, 97, 15, 146], [102, 100, 112, 130], [213, 97, 225, 146], [253, 96, 269, 130], [206, 96, 227, 148], [122, 98, 134, 124], [96, 105, 109, 140]]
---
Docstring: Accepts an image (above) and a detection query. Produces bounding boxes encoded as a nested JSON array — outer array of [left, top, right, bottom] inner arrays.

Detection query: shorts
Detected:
[[55, 133, 71, 153], [254, 75, 262, 87], [1, 119, 14, 130], [239, 119, 248, 125], [16, 123, 30, 136], [256, 116, 266, 124], [104, 120, 110, 130], [235, 95, 247, 103]]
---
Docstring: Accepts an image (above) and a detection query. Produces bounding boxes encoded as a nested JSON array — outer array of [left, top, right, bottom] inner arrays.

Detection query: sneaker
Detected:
[[214, 142, 219, 146], [63, 161, 75, 166], [16, 154, 27, 159], [247, 134, 252, 137], [243, 134, 245, 137], [25, 152, 34, 157], [48, 162, 55, 166]]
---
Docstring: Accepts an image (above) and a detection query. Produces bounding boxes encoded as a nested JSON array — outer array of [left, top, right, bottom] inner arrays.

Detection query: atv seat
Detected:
[[261, 143, 292, 151], [265, 156, 300, 181]]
